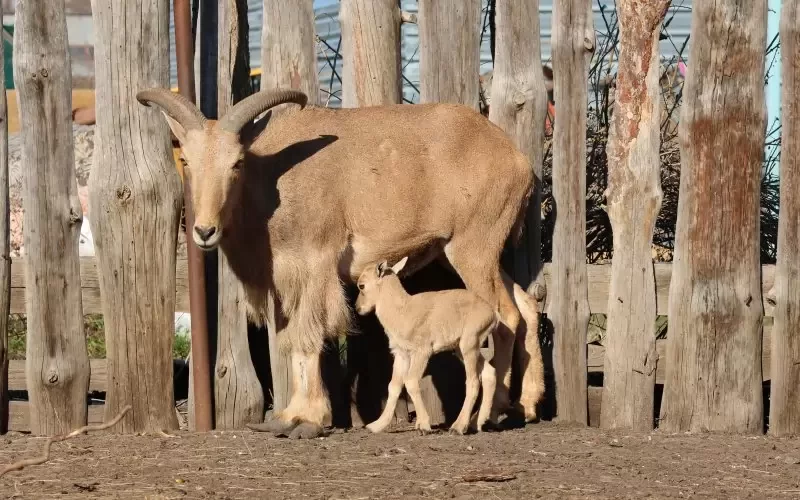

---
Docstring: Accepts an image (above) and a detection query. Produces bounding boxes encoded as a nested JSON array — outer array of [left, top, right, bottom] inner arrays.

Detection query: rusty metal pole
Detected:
[[174, 0, 213, 432]]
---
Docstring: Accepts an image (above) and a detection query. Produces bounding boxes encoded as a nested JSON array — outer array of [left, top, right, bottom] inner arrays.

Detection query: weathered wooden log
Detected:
[[13, 0, 90, 435], [547, 0, 594, 425], [214, 0, 264, 429], [90, 0, 182, 432], [0, 1, 8, 435], [488, 0, 549, 413], [600, 0, 670, 432], [417, 0, 482, 426], [660, 1, 767, 434], [340, 0, 408, 428], [769, 0, 800, 437]]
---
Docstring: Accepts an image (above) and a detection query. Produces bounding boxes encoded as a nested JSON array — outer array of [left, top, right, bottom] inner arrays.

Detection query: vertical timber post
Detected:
[[0, 4, 9, 436], [91, 0, 181, 432], [215, 0, 264, 429], [546, 0, 594, 425], [488, 0, 548, 415], [770, 0, 800, 437], [600, 0, 670, 431], [14, 0, 90, 435], [660, 1, 766, 434], [417, 0, 481, 427], [340, 0, 408, 427]]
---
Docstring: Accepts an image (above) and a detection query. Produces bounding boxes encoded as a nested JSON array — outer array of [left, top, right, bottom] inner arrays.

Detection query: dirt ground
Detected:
[[2, 420, 800, 500]]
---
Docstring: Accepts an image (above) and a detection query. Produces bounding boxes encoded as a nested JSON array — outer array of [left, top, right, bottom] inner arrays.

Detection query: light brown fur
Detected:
[[355, 257, 499, 435], [139, 88, 545, 436]]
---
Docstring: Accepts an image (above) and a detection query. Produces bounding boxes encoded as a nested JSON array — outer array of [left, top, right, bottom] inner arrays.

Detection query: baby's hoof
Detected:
[[246, 417, 298, 436], [365, 421, 384, 434], [288, 422, 325, 440], [448, 426, 467, 436]]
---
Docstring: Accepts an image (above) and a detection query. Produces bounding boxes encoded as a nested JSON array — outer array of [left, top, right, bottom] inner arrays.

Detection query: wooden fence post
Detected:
[[769, 0, 800, 437], [214, 0, 264, 429], [488, 0, 548, 412], [600, 0, 670, 431], [90, 0, 182, 432], [489, 0, 547, 290], [547, 0, 594, 425], [417, 0, 481, 426], [340, 0, 408, 428], [660, 1, 766, 434], [13, 1, 90, 435], [0, 1, 9, 436]]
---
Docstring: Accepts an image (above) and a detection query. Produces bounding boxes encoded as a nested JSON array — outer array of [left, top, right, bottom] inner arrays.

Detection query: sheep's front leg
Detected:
[[247, 350, 330, 439], [404, 353, 433, 434], [366, 350, 409, 433]]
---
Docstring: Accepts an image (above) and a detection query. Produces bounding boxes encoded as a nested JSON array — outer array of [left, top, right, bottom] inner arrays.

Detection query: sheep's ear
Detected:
[[376, 261, 389, 277], [391, 256, 409, 275], [162, 111, 188, 145]]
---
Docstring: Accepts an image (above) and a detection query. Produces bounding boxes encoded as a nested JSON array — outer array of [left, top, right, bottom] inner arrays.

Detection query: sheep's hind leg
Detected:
[[404, 353, 433, 434], [476, 350, 497, 431], [450, 346, 482, 435], [444, 246, 518, 424]]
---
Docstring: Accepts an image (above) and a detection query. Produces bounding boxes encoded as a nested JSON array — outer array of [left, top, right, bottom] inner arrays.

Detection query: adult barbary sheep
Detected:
[[135, 86, 544, 439], [354, 256, 499, 435]]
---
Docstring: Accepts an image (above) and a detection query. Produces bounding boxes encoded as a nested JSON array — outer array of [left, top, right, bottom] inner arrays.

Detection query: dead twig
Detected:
[[0, 405, 131, 478], [460, 471, 517, 483]]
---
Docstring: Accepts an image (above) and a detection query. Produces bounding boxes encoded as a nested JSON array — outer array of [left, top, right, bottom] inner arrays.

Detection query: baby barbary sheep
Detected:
[[355, 256, 498, 435]]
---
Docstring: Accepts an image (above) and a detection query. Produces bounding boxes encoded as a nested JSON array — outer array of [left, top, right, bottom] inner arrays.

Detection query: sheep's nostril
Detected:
[[194, 225, 217, 241]]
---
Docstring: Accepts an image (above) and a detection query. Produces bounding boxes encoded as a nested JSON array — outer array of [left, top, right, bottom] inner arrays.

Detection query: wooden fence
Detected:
[[3, 0, 798, 438], [4, 258, 780, 432]]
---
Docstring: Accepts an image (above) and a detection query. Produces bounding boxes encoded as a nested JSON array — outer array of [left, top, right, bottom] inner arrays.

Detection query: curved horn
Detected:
[[218, 89, 308, 134], [136, 88, 207, 131]]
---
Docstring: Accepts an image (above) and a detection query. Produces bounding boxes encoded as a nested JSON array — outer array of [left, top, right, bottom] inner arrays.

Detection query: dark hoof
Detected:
[[288, 422, 325, 440], [480, 419, 502, 432], [246, 417, 299, 436]]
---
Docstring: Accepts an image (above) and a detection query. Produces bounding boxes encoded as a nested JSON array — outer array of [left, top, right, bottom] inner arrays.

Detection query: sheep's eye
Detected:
[[358, 283, 364, 290]]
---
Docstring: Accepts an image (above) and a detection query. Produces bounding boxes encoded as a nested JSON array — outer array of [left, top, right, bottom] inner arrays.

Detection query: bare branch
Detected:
[[0, 405, 132, 478]]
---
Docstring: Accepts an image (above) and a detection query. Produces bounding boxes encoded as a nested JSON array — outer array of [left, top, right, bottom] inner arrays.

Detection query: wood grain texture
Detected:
[[416, 0, 482, 426], [215, 0, 264, 430], [260, 0, 319, 414], [547, 0, 594, 425], [340, 0, 408, 427], [600, 0, 670, 432], [89, 0, 182, 432], [418, 0, 482, 111], [489, 0, 547, 289], [340, 0, 401, 108], [660, 1, 767, 434], [769, 0, 800, 437], [0, 0, 7, 435], [13, 0, 89, 436]]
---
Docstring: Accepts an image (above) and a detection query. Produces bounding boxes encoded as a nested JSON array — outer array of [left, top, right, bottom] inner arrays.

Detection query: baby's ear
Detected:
[[391, 256, 409, 275]]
